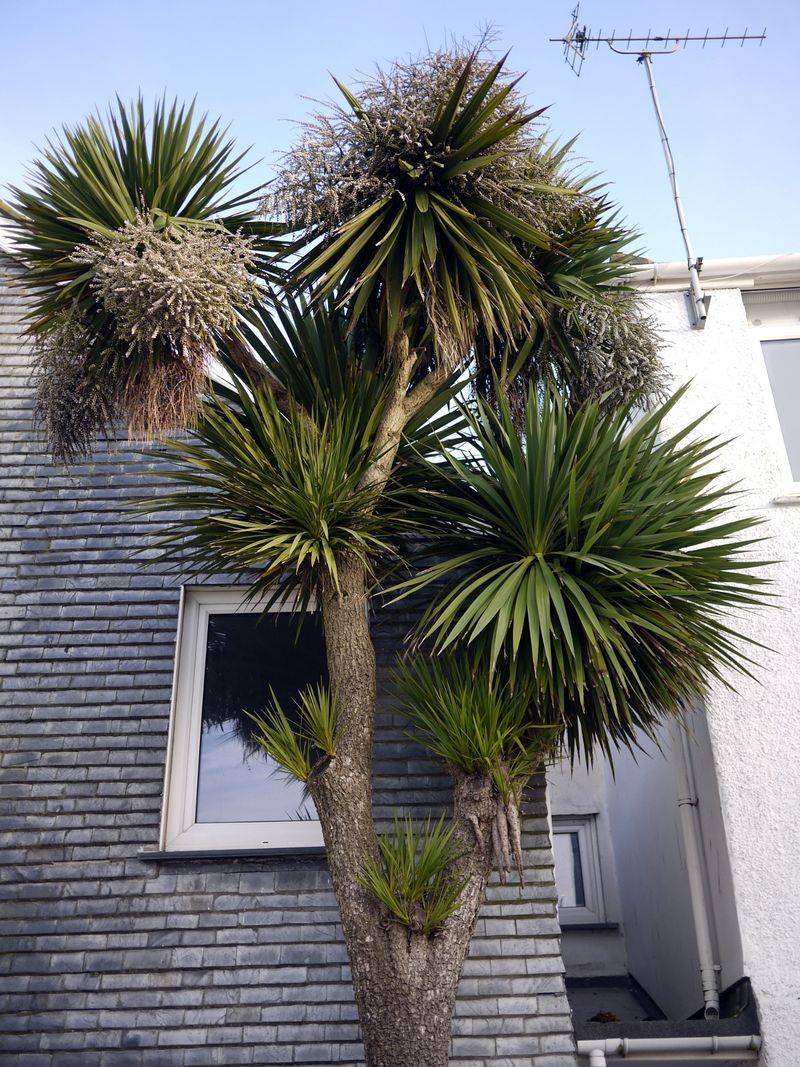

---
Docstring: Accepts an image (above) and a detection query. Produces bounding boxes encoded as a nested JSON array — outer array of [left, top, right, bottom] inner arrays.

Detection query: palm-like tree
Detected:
[[148, 310, 766, 1066], [5, 45, 768, 1067]]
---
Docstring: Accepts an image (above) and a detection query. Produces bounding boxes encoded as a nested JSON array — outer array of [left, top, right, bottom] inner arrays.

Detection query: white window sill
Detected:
[[771, 485, 800, 505], [139, 844, 326, 862]]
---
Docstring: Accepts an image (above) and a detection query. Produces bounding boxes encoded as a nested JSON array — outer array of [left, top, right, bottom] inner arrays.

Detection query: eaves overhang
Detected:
[[627, 252, 800, 293]]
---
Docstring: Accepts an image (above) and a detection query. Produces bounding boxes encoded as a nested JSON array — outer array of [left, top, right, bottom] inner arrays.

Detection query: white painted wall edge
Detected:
[[577, 1035, 761, 1061]]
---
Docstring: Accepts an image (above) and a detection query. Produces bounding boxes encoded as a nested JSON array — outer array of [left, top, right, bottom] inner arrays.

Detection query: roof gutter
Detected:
[[627, 252, 800, 293], [578, 1034, 762, 1063]]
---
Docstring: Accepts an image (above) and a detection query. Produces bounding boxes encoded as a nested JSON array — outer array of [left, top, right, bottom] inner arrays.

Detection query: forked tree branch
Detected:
[[403, 362, 452, 422]]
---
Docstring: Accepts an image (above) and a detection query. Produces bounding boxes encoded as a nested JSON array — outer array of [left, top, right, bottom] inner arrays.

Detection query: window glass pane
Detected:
[[553, 831, 586, 908], [762, 339, 800, 479], [195, 611, 327, 823]]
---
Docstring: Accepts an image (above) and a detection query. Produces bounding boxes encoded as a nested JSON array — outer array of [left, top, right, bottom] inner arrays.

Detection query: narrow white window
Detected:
[[743, 287, 800, 487], [160, 587, 326, 853], [761, 337, 800, 480], [552, 816, 605, 924]]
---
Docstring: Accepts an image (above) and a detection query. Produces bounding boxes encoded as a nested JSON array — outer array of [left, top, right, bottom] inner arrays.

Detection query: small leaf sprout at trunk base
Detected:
[[359, 815, 467, 936]]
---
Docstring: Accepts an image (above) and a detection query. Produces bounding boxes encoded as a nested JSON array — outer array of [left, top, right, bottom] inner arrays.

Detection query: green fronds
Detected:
[[397, 386, 770, 762], [143, 294, 465, 602], [299, 683, 339, 758], [144, 375, 395, 606], [396, 655, 560, 800], [1, 96, 279, 455], [359, 815, 465, 935], [272, 43, 567, 355], [248, 683, 340, 784], [2, 96, 274, 331], [271, 40, 650, 396], [249, 698, 312, 784]]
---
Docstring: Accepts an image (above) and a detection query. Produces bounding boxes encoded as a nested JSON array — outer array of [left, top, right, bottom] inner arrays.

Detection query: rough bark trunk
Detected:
[[307, 354, 506, 1066], [358, 333, 415, 495], [311, 552, 503, 1062]]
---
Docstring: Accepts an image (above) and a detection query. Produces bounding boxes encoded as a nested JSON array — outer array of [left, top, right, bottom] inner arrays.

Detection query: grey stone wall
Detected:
[[0, 255, 577, 1066]]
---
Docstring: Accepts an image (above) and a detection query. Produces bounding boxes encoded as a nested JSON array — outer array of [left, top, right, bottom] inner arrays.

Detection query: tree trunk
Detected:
[[311, 551, 503, 1066], [307, 350, 509, 1065]]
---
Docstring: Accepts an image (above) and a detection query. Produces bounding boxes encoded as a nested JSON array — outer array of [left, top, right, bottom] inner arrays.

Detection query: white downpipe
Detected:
[[577, 1035, 762, 1060], [670, 719, 721, 1019]]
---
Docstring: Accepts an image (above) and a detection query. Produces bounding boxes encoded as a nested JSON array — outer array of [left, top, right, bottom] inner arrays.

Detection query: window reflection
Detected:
[[553, 830, 586, 909], [195, 611, 327, 823]]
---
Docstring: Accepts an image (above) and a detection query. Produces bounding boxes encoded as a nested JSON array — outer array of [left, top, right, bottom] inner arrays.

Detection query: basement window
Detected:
[[160, 587, 327, 852], [553, 816, 605, 925]]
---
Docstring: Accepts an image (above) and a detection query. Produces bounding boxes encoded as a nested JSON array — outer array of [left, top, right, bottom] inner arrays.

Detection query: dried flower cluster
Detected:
[[556, 289, 666, 410], [491, 288, 666, 422], [33, 213, 260, 456], [268, 44, 580, 238], [33, 314, 115, 463], [74, 211, 258, 356]]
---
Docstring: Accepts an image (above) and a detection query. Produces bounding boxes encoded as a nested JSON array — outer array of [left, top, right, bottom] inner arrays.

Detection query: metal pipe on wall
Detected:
[[669, 718, 721, 1019], [577, 1034, 762, 1060]]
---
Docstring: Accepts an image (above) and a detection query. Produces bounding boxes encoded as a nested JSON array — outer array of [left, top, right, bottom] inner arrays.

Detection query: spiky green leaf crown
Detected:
[[2, 97, 279, 332], [396, 386, 770, 761], [1, 96, 282, 456], [272, 43, 660, 406], [272, 47, 572, 356]]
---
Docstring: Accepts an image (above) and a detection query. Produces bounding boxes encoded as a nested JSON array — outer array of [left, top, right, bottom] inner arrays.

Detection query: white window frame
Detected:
[[744, 288, 800, 501], [159, 585, 325, 853], [552, 815, 605, 925]]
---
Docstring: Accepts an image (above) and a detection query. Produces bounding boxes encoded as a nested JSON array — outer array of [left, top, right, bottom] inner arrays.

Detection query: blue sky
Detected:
[[1, 0, 797, 263]]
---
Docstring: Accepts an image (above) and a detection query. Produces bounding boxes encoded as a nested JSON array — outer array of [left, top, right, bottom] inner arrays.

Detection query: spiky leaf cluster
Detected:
[[396, 655, 559, 802], [398, 387, 769, 760], [143, 296, 465, 604], [271, 43, 578, 356], [249, 683, 339, 785], [271, 39, 664, 412], [359, 816, 466, 935], [145, 378, 393, 608], [0, 97, 278, 455], [271, 43, 573, 237]]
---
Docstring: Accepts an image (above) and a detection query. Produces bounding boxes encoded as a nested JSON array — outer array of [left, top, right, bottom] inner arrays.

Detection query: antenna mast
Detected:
[[551, 8, 766, 328]]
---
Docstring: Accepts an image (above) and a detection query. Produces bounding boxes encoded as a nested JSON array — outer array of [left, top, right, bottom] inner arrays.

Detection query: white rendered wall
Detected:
[[644, 287, 800, 1064], [604, 728, 700, 1017], [602, 713, 743, 1019], [547, 758, 628, 977]]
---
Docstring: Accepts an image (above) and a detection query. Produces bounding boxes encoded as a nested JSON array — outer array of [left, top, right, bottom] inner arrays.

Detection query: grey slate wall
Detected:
[[0, 254, 577, 1067]]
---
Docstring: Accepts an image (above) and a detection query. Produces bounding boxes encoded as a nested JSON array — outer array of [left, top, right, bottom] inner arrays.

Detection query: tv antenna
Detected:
[[550, 7, 766, 328]]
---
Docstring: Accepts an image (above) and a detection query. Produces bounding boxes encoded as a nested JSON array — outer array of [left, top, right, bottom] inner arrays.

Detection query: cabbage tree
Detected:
[[1, 45, 766, 1067]]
